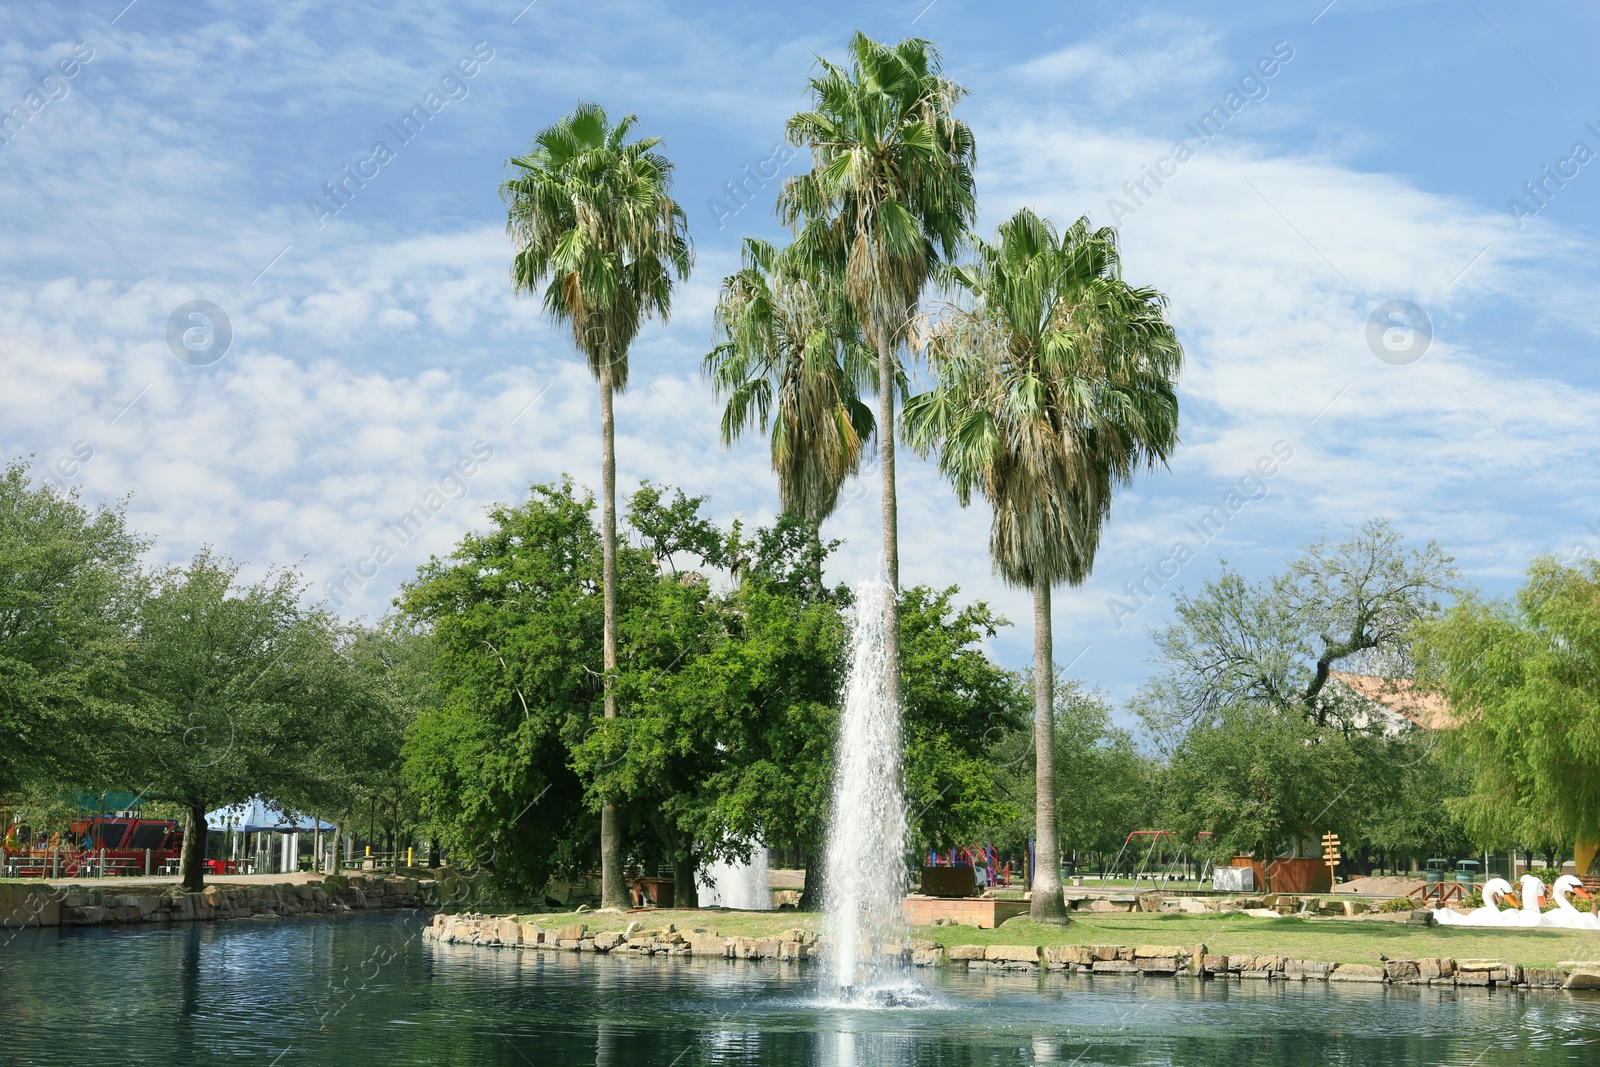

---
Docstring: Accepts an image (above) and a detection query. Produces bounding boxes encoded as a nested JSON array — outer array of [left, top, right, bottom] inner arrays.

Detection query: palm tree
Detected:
[[778, 32, 976, 711], [905, 209, 1182, 921], [704, 237, 876, 525], [501, 103, 692, 910]]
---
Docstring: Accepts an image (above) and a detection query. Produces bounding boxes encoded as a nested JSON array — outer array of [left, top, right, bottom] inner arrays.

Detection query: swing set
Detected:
[[1103, 830, 1213, 885]]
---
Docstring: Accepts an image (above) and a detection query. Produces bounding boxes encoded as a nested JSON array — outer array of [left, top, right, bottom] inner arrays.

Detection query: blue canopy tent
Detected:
[[204, 798, 334, 874], [205, 798, 333, 833]]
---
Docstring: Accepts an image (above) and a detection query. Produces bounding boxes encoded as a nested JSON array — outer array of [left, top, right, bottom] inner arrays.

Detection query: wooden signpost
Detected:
[[1322, 832, 1341, 887]]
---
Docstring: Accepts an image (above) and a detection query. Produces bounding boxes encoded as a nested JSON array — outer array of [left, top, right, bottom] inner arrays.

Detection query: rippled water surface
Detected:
[[5, 913, 1600, 1065]]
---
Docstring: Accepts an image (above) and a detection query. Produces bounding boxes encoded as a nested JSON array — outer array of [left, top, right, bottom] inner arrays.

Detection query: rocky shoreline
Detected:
[[1, 874, 430, 929], [425, 913, 1600, 992]]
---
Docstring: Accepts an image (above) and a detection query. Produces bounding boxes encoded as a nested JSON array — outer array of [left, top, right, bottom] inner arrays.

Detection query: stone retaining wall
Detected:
[[424, 914, 1600, 991], [0, 875, 426, 930]]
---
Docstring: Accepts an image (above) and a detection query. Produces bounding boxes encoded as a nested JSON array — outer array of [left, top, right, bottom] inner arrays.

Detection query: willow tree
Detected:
[[905, 209, 1182, 920], [778, 32, 976, 710], [704, 237, 876, 524], [502, 103, 692, 909], [1414, 556, 1600, 867]]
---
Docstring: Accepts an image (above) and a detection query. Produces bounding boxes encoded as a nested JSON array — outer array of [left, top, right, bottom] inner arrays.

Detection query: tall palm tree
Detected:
[[501, 102, 692, 910], [779, 32, 976, 711], [704, 237, 876, 525], [905, 209, 1182, 921]]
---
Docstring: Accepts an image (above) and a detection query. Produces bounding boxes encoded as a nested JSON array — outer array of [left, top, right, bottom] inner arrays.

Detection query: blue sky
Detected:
[[4, 0, 1599, 715]]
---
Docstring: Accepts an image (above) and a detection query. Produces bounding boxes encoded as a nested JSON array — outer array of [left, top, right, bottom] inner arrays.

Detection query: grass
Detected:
[[517, 908, 1600, 971]]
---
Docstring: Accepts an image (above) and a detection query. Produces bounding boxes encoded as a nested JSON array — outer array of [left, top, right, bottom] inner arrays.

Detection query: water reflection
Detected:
[[6, 916, 1600, 1065]]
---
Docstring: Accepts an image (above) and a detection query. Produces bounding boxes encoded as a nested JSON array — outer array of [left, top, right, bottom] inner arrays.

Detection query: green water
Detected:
[[3, 913, 1598, 1064]]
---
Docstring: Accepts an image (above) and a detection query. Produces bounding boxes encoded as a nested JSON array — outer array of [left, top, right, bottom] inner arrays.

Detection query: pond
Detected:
[[3, 913, 1598, 1065]]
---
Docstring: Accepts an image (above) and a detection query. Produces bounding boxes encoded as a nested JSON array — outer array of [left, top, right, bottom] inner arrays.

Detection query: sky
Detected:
[[4, 0, 1599, 717]]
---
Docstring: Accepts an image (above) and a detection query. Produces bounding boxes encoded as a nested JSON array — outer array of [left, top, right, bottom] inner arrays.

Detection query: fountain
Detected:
[[821, 577, 924, 1005], [698, 845, 773, 910]]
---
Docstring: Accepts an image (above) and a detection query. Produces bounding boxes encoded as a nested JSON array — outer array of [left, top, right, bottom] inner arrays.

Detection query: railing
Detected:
[[2, 848, 175, 879]]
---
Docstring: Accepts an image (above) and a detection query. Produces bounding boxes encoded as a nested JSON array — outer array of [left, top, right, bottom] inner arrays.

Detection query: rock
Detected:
[[591, 932, 623, 951], [1419, 958, 1455, 981], [1328, 964, 1385, 983], [1133, 944, 1183, 960], [984, 945, 1040, 965], [519, 923, 544, 945], [1284, 959, 1332, 981], [685, 931, 730, 957], [1384, 960, 1421, 983], [1090, 960, 1139, 975], [946, 945, 986, 961], [494, 919, 521, 945], [1090, 944, 1122, 962], [1135, 958, 1178, 974], [1526, 968, 1567, 988], [558, 923, 588, 941], [911, 947, 940, 967], [1045, 944, 1092, 968], [1201, 954, 1232, 975], [1564, 970, 1600, 990]]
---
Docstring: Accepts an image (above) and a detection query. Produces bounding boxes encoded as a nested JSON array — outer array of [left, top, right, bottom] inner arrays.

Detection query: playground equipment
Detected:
[[1104, 830, 1211, 885]]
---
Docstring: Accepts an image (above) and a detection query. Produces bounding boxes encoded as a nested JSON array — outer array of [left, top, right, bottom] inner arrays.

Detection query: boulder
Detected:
[[1329, 964, 1385, 983], [591, 932, 623, 951], [1045, 944, 1092, 968], [1090, 960, 1139, 975], [1133, 944, 1183, 959], [1526, 968, 1566, 988], [558, 923, 588, 941], [1383, 960, 1421, 983], [1135, 958, 1179, 975], [984, 945, 1040, 965], [1418, 958, 1455, 981], [946, 944, 986, 961], [1200, 954, 1232, 975], [1565, 970, 1600, 990], [1284, 959, 1332, 981]]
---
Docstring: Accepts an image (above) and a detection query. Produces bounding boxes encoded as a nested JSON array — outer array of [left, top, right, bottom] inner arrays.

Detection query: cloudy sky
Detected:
[[4, 0, 1598, 712]]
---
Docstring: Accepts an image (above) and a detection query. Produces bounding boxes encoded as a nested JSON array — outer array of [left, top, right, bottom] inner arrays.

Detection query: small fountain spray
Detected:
[[821, 577, 925, 1006]]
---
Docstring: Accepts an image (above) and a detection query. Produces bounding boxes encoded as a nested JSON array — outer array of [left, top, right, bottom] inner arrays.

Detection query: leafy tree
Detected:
[[1414, 556, 1600, 853], [990, 680, 1156, 864], [705, 237, 875, 525], [1160, 702, 1377, 864], [899, 586, 1028, 853], [0, 459, 146, 795], [118, 551, 370, 891], [398, 481, 599, 898], [779, 31, 977, 718], [502, 103, 693, 908], [1143, 519, 1457, 737], [906, 210, 1182, 920]]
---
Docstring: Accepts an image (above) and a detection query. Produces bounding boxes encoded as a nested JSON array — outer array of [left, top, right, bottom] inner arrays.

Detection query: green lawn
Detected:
[[519, 908, 1600, 971]]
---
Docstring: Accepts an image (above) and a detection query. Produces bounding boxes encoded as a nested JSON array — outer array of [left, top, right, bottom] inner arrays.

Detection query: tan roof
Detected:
[[1329, 671, 1454, 730]]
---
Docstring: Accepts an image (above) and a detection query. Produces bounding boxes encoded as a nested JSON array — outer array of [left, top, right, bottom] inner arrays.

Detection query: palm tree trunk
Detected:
[[877, 335, 902, 716], [1030, 579, 1067, 922], [598, 364, 629, 910]]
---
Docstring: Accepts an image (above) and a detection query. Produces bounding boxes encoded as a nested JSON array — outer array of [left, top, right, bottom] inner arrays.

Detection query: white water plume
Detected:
[[821, 577, 921, 1004], [698, 845, 772, 910]]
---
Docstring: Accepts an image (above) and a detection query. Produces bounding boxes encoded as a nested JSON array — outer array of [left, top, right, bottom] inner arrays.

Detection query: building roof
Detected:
[[1328, 671, 1454, 730]]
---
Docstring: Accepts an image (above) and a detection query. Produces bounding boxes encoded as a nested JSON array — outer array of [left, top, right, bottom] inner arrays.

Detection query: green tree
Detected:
[[502, 103, 693, 909], [0, 459, 146, 795], [1414, 556, 1600, 853], [398, 481, 599, 898], [706, 237, 875, 525], [118, 551, 370, 891], [906, 209, 1182, 920], [779, 31, 977, 716], [1142, 519, 1457, 738]]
